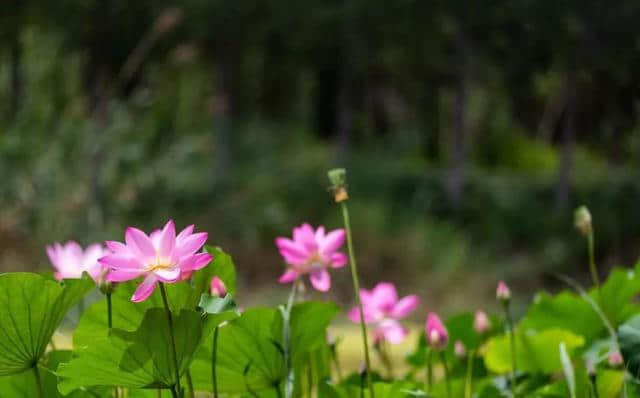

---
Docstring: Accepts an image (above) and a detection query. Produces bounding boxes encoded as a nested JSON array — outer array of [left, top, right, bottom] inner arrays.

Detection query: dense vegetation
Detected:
[[2, 1, 640, 302], [0, 171, 639, 397]]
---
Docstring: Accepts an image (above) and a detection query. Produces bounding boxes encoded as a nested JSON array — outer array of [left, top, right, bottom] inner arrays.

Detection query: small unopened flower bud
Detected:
[[210, 276, 227, 297], [608, 350, 623, 367], [474, 310, 490, 334], [574, 206, 593, 236], [496, 281, 511, 303], [454, 340, 467, 358], [327, 168, 349, 202], [425, 312, 449, 351]]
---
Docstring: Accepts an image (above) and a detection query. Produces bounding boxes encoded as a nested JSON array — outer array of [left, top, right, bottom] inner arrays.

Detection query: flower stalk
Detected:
[[498, 281, 517, 397], [464, 349, 474, 398], [107, 292, 113, 329], [440, 351, 451, 398], [328, 168, 375, 398], [159, 283, 182, 397], [426, 349, 433, 393], [281, 279, 299, 398], [33, 365, 44, 398], [212, 326, 220, 398], [575, 206, 600, 291]]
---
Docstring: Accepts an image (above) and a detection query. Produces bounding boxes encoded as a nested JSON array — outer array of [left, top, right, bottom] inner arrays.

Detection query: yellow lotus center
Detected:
[[146, 256, 174, 272], [303, 252, 325, 271]]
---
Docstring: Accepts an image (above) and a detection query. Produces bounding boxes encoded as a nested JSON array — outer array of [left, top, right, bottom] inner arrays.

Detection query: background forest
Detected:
[[2, 0, 640, 312]]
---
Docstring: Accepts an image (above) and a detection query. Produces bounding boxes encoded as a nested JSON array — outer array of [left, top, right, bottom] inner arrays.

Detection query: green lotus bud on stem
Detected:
[[328, 168, 349, 202], [574, 205, 592, 236]]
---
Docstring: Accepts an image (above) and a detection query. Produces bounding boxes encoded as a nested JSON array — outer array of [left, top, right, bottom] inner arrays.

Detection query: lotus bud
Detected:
[[574, 206, 593, 236], [454, 340, 467, 358], [210, 276, 227, 297], [474, 310, 490, 334], [328, 168, 349, 202], [496, 281, 511, 303], [425, 312, 449, 351], [608, 350, 623, 367]]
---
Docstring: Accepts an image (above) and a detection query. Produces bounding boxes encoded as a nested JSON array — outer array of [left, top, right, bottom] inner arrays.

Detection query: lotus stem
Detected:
[[186, 370, 195, 398], [465, 349, 474, 398], [282, 279, 299, 398], [440, 351, 451, 398], [159, 283, 183, 397], [212, 326, 220, 398], [107, 292, 113, 329], [340, 201, 375, 398], [426, 349, 433, 393], [33, 365, 44, 398], [504, 302, 517, 397], [587, 233, 601, 292]]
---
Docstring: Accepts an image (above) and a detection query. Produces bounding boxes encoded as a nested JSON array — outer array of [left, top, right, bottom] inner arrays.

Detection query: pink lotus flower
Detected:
[[275, 223, 347, 292], [100, 220, 212, 302], [425, 312, 449, 350], [46, 241, 108, 283], [474, 310, 490, 334], [210, 276, 227, 297], [348, 282, 420, 344]]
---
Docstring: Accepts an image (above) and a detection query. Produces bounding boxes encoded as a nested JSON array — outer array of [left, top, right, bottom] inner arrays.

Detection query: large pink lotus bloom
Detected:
[[100, 220, 212, 302], [425, 312, 449, 350], [348, 282, 420, 344], [46, 241, 108, 283], [275, 223, 347, 292]]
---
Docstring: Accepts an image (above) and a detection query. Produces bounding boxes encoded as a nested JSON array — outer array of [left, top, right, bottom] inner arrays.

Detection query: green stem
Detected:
[[274, 383, 283, 398], [340, 201, 375, 398], [159, 283, 183, 397], [587, 233, 600, 291], [590, 373, 600, 398], [464, 349, 474, 398], [107, 292, 113, 329], [426, 349, 433, 393], [505, 303, 517, 397], [330, 344, 343, 382], [157, 389, 162, 398], [212, 326, 219, 398], [440, 351, 451, 398], [186, 370, 195, 398], [375, 343, 393, 379], [282, 280, 298, 398], [33, 365, 44, 398], [170, 386, 179, 398]]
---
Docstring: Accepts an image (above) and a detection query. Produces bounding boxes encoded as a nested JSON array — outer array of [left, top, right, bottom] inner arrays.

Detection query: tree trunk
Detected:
[[447, 28, 470, 209], [212, 34, 238, 187], [8, 0, 24, 121], [86, 0, 110, 229], [423, 79, 441, 161], [555, 85, 575, 211]]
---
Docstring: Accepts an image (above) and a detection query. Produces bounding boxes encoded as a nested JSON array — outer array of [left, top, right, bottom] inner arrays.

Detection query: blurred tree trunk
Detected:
[[8, 0, 24, 121], [261, 30, 290, 120], [422, 79, 441, 161], [212, 33, 238, 187], [555, 84, 575, 211], [86, 0, 110, 229], [447, 28, 470, 209]]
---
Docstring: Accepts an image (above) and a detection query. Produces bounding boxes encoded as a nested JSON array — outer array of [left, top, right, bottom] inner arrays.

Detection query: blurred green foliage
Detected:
[[2, 1, 640, 311]]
